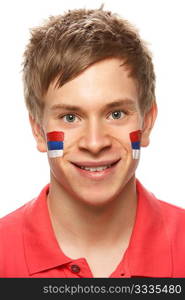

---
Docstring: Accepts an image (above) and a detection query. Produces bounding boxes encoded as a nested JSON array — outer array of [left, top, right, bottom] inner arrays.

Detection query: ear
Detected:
[[29, 114, 47, 153], [141, 102, 158, 147]]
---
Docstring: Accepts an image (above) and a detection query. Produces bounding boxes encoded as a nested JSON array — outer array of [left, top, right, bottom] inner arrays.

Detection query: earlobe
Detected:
[[29, 114, 47, 153], [141, 102, 158, 147]]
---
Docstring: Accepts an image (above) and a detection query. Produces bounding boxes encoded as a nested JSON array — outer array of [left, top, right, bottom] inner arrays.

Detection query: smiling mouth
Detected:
[[72, 160, 120, 172]]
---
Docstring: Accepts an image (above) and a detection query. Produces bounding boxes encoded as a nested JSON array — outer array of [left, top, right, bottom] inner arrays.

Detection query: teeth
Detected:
[[80, 165, 112, 172]]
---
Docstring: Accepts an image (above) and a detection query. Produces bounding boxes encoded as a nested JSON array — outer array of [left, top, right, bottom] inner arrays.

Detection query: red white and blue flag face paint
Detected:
[[47, 131, 64, 158], [129, 130, 142, 159]]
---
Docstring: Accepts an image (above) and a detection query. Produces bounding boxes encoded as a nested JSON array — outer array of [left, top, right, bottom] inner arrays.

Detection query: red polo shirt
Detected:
[[1, 180, 185, 278]]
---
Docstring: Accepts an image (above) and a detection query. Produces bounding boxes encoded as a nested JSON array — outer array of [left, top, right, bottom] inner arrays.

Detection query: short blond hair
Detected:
[[22, 7, 155, 121]]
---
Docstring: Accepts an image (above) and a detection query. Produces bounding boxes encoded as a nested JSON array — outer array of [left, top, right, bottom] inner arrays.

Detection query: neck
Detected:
[[47, 175, 137, 255]]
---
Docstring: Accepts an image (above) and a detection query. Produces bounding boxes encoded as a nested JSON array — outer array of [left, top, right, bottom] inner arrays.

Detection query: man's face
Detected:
[[34, 58, 154, 205]]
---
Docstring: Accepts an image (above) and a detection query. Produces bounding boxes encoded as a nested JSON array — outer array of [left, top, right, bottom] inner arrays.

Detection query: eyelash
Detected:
[[58, 110, 128, 123]]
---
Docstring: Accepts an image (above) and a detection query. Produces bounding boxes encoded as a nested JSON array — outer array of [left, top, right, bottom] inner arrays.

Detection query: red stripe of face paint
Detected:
[[47, 131, 64, 141], [129, 130, 142, 142]]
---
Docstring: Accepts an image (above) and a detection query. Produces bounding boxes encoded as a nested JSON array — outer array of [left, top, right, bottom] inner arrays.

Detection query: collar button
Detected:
[[70, 264, 81, 273]]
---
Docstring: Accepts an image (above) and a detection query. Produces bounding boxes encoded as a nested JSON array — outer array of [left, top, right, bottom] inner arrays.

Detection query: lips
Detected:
[[71, 159, 120, 169], [71, 159, 121, 180]]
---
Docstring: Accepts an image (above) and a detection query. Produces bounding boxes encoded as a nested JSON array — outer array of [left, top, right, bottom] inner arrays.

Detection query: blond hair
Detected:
[[23, 7, 155, 121]]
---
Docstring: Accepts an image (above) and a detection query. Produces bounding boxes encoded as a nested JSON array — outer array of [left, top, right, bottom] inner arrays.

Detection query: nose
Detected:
[[78, 119, 112, 155]]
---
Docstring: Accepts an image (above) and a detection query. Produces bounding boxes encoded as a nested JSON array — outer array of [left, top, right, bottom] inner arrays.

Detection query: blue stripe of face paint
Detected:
[[131, 141, 140, 149], [47, 141, 64, 150]]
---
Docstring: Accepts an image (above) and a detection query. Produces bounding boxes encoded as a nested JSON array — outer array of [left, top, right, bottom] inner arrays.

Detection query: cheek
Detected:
[[129, 129, 142, 159], [46, 131, 64, 158], [111, 128, 142, 160]]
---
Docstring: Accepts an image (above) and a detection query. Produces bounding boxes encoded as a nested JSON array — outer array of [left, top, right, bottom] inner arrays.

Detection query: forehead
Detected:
[[44, 58, 139, 111]]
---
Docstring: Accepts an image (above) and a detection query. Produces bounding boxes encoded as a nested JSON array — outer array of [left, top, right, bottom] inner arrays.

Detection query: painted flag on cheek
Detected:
[[47, 131, 64, 158], [129, 130, 142, 159]]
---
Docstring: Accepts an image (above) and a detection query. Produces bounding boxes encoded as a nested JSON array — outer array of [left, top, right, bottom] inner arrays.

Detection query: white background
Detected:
[[0, 0, 185, 217]]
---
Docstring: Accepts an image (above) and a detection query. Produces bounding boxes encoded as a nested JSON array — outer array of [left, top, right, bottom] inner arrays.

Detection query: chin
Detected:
[[73, 187, 122, 207]]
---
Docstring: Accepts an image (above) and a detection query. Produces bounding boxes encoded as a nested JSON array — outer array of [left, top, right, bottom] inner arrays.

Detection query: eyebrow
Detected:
[[50, 98, 137, 113]]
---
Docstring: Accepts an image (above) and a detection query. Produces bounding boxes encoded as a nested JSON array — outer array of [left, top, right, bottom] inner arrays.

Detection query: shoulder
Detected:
[[0, 184, 49, 229], [0, 200, 35, 277], [158, 199, 185, 225], [156, 198, 185, 276], [0, 184, 49, 240], [0, 199, 34, 235], [157, 199, 185, 245], [137, 179, 185, 225], [149, 195, 185, 237], [138, 180, 185, 276]]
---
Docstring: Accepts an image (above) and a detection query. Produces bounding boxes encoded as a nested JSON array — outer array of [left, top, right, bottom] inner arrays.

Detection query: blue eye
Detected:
[[63, 114, 77, 122], [109, 111, 125, 120]]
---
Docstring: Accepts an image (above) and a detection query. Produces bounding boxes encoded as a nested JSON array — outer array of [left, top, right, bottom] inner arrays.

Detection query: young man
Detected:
[[1, 7, 185, 278]]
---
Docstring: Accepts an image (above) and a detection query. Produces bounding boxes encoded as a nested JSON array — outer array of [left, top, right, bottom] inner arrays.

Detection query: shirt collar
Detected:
[[23, 180, 172, 277]]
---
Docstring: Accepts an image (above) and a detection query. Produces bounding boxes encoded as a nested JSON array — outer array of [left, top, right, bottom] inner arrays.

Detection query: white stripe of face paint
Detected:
[[48, 149, 64, 158], [132, 149, 140, 160]]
